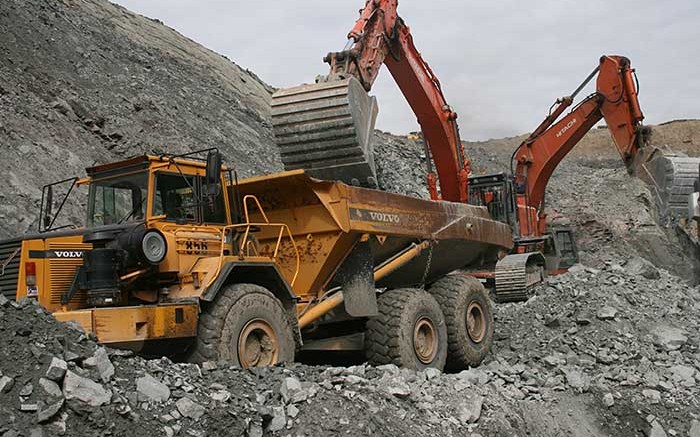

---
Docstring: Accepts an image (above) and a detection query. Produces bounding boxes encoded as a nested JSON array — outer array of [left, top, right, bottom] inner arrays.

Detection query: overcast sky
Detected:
[[113, 1, 699, 141]]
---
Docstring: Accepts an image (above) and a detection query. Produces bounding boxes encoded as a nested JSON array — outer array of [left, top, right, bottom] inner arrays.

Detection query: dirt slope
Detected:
[[0, 0, 281, 238]]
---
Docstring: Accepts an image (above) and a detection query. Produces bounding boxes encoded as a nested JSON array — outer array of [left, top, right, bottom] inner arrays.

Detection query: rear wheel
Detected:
[[429, 275, 494, 370], [190, 283, 295, 368], [365, 288, 447, 371]]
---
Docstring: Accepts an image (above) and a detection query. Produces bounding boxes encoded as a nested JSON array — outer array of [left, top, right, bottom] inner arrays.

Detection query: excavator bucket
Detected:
[[636, 148, 700, 224], [271, 77, 379, 186]]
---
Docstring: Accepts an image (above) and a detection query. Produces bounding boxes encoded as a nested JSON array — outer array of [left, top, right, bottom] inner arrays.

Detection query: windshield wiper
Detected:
[[118, 197, 147, 224]]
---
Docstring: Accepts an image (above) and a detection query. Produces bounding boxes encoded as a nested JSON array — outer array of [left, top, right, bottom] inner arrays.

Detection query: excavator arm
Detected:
[[271, 0, 469, 202], [512, 55, 649, 237]]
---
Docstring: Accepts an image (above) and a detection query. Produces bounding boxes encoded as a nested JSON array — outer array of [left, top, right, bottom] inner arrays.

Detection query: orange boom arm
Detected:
[[325, 0, 470, 202], [512, 55, 647, 237]]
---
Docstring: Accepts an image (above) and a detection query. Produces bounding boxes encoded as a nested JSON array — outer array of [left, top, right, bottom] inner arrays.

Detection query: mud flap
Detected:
[[271, 77, 379, 186], [327, 242, 378, 318]]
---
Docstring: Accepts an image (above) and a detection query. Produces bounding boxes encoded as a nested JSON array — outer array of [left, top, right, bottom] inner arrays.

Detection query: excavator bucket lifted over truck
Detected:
[[272, 0, 470, 203]]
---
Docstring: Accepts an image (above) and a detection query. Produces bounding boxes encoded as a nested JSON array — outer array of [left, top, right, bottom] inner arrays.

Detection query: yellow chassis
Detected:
[[53, 303, 199, 348]]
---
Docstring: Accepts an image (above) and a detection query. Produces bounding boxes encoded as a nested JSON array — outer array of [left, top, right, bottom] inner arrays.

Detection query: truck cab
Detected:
[[0, 152, 299, 355]]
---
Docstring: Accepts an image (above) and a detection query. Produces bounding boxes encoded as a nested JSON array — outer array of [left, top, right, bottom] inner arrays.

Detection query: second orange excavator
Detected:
[[470, 55, 700, 300]]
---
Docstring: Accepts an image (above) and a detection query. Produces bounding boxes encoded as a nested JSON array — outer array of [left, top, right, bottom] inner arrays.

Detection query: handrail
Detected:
[[218, 222, 300, 287], [209, 194, 300, 288], [242, 194, 270, 224]]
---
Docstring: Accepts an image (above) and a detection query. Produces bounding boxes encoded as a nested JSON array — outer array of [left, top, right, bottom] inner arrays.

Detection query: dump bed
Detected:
[[234, 170, 512, 300]]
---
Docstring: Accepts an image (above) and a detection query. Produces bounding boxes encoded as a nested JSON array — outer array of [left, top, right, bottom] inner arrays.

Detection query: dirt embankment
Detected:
[[0, 0, 281, 238]]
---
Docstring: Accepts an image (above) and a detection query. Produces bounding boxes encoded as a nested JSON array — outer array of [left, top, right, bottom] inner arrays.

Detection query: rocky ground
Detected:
[[1, 0, 700, 436], [1, 256, 699, 437]]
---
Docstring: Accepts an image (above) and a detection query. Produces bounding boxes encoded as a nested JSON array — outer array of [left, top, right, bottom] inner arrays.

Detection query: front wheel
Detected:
[[365, 288, 447, 371], [190, 283, 295, 368]]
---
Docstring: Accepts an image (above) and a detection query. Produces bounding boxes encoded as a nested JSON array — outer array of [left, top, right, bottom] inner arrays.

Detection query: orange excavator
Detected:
[[469, 56, 650, 299], [270, 1, 695, 301], [471, 55, 700, 300]]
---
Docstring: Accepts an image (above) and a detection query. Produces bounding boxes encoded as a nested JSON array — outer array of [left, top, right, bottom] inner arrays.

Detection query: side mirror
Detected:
[[42, 185, 53, 230], [205, 151, 223, 190], [204, 151, 223, 211]]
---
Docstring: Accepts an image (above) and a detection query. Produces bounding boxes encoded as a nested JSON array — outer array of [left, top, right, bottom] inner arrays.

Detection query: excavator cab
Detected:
[[468, 173, 518, 232]]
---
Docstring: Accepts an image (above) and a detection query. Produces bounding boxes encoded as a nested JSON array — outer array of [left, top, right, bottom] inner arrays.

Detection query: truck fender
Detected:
[[200, 261, 301, 347]]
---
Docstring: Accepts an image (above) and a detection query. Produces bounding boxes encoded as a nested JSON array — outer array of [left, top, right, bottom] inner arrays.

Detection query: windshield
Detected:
[[87, 172, 149, 227]]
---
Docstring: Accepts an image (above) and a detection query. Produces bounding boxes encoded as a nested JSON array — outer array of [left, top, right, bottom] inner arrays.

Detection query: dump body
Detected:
[[236, 170, 513, 305]]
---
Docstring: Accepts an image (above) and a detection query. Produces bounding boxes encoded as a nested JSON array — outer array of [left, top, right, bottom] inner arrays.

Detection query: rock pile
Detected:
[[0, 296, 496, 437], [3, 253, 700, 437], [492, 256, 700, 436]]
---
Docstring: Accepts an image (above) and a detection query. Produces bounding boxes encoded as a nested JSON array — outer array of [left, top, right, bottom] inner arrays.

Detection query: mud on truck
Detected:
[[0, 150, 513, 370]]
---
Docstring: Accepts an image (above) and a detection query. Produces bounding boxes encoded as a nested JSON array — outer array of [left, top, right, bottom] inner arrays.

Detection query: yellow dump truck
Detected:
[[0, 151, 512, 370]]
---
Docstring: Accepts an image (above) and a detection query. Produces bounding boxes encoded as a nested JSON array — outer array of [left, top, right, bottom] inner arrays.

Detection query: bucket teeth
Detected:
[[271, 77, 378, 186]]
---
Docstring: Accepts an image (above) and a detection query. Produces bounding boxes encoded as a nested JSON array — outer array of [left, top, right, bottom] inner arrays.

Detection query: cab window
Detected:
[[88, 172, 148, 226], [153, 172, 227, 224], [153, 173, 197, 222]]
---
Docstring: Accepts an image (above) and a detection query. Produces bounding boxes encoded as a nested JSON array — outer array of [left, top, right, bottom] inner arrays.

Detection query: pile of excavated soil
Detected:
[[2, 262, 699, 437], [494, 259, 700, 437]]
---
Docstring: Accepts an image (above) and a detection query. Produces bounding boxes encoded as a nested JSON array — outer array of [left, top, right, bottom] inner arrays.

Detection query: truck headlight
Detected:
[[142, 230, 167, 264]]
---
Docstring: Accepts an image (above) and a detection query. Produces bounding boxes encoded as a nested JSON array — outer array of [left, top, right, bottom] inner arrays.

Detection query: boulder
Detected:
[[83, 348, 114, 383], [45, 358, 67, 382], [136, 373, 171, 402], [62, 370, 111, 411], [456, 368, 490, 385], [37, 398, 64, 423], [652, 325, 688, 351], [649, 420, 667, 437], [596, 306, 618, 320], [458, 395, 484, 424], [0, 375, 14, 393], [563, 367, 590, 392], [625, 256, 660, 279], [602, 393, 614, 408], [267, 406, 286, 432], [175, 397, 205, 421], [38, 378, 62, 398], [280, 377, 312, 404]]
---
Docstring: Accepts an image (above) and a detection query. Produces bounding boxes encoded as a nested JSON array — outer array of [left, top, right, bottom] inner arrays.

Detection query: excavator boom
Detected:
[[513, 56, 648, 218], [271, 0, 469, 202], [510, 54, 698, 246], [490, 55, 683, 301]]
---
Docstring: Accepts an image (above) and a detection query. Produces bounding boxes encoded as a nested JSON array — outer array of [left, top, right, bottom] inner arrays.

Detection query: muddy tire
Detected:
[[189, 283, 295, 368], [429, 275, 494, 370], [365, 288, 447, 371]]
